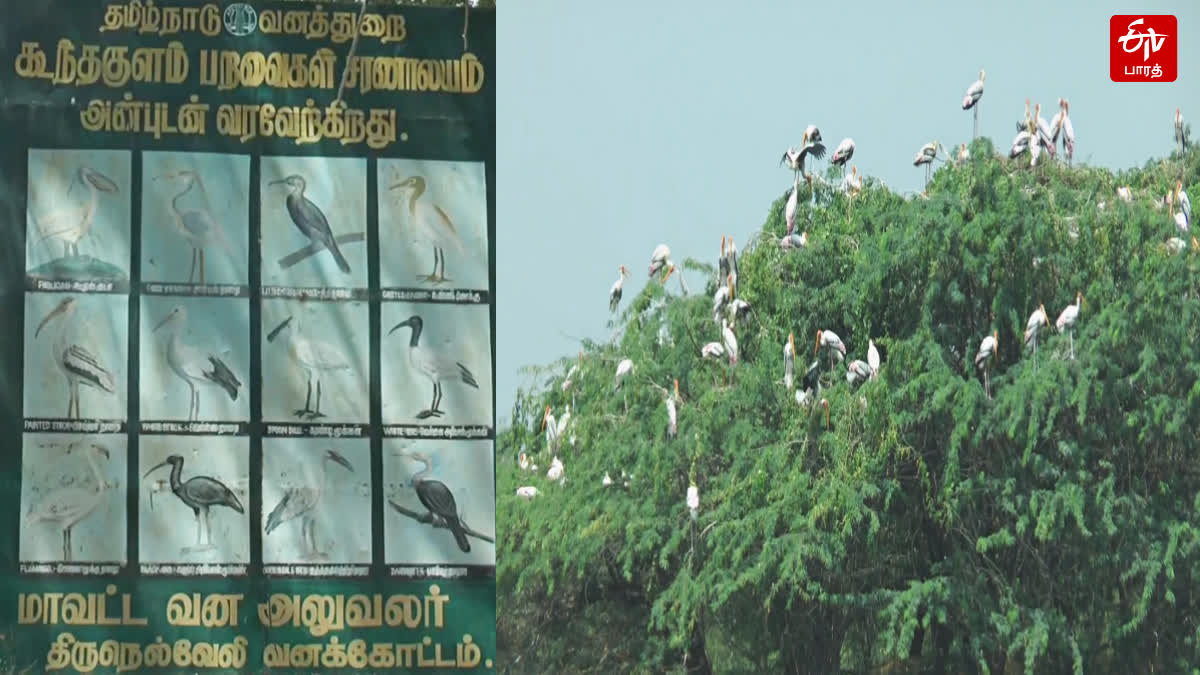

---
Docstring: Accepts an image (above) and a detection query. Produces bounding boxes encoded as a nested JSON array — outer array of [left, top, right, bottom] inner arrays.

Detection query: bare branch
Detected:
[[388, 499, 495, 544], [278, 232, 366, 270]]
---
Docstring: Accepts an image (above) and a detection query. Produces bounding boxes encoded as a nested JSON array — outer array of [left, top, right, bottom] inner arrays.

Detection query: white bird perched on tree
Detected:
[[720, 236, 739, 287], [780, 230, 809, 251], [1024, 303, 1050, 370], [613, 358, 633, 392], [609, 265, 630, 313], [780, 132, 826, 182], [1176, 107, 1188, 156], [1117, 186, 1133, 203], [1015, 99, 1032, 132], [562, 351, 582, 393], [1171, 180, 1191, 233], [1054, 99, 1075, 165], [721, 319, 738, 366], [846, 360, 873, 387], [661, 262, 691, 296], [814, 329, 847, 371], [975, 330, 998, 399], [516, 486, 539, 500], [1055, 292, 1083, 360], [546, 456, 564, 484], [785, 172, 807, 235], [1010, 130, 1032, 160], [830, 138, 855, 178], [665, 394, 677, 439], [700, 342, 725, 359], [712, 273, 733, 326], [804, 124, 822, 144], [867, 339, 880, 379], [961, 69, 985, 138], [957, 143, 970, 165], [1034, 103, 1055, 154], [686, 484, 699, 521], [648, 244, 671, 279], [541, 405, 570, 453], [783, 332, 795, 390], [913, 141, 941, 187]]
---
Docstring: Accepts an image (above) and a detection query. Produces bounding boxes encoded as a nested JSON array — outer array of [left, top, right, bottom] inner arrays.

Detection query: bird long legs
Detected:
[[299, 516, 328, 559], [65, 380, 82, 419], [294, 377, 326, 419], [417, 382, 445, 419], [973, 105, 979, 140], [418, 248, 452, 284], [188, 248, 207, 285], [1068, 329, 1075, 360], [182, 509, 216, 553], [187, 382, 200, 422], [62, 527, 72, 561]]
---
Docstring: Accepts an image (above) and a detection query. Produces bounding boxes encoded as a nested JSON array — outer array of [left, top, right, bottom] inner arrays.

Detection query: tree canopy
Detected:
[[496, 134, 1199, 674]]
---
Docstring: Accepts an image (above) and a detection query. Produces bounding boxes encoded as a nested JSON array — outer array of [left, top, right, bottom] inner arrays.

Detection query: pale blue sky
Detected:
[[496, 0, 1197, 424]]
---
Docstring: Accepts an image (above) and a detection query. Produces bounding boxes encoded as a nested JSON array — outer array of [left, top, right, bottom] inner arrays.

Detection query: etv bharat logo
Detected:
[[1110, 15, 1177, 82]]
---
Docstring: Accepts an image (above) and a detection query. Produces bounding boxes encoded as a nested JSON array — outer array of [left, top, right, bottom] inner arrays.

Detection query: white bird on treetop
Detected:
[[613, 359, 634, 392], [962, 69, 985, 138], [700, 342, 725, 359], [1055, 292, 1083, 360], [975, 330, 998, 399], [648, 244, 671, 278], [686, 484, 699, 521], [784, 332, 796, 390], [609, 265, 630, 313], [867, 339, 880, 379]]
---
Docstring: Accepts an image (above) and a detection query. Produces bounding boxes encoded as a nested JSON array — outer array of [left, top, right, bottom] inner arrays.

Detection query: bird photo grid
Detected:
[[14, 146, 497, 581]]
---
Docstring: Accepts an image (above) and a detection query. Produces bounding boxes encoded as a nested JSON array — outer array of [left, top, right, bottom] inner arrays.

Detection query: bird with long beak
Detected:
[[661, 263, 689, 294], [1024, 303, 1050, 370], [1055, 292, 1083, 360], [673, 378, 681, 404], [814, 329, 846, 373], [975, 330, 998, 399], [1174, 180, 1191, 233], [609, 265, 630, 313], [1017, 99, 1032, 133]]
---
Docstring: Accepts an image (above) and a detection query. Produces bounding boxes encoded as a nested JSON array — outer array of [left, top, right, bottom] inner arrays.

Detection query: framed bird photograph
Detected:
[[380, 301, 494, 430], [140, 150, 250, 290], [24, 148, 132, 286], [137, 437, 250, 570], [377, 158, 490, 294], [260, 438, 372, 567], [19, 433, 127, 568], [383, 439, 496, 568], [259, 155, 368, 293]]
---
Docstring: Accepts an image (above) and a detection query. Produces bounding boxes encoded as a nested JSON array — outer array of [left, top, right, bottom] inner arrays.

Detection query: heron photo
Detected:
[[139, 295, 249, 424], [139, 438, 249, 564], [24, 148, 131, 282], [382, 302, 493, 428], [141, 151, 249, 287], [378, 159, 490, 292], [261, 438, 371, 565], [19, 434, 126, 565], [260, 155, 368, 290], [385, 439, 496, 567], [262, 299, 369, 424], [23, 292, 127, 421]]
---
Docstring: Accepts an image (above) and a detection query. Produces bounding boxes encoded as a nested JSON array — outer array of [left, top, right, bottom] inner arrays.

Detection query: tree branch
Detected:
[[278, 232, 366, 270], [388, 499, 495, 544]]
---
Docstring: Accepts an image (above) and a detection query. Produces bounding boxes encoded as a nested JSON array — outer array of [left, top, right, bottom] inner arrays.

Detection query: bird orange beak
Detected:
[[727, 273, 734, 298], [789, 332, 795, 355], [721, 235, 726, 259], [541, 405, 550, 431], [1192, 236, 1199, 251], [803, 130, 809, 145], [662, 265, 674, 284], [823, 400, 830, 429], [993, 330, 998, 356], [1040, 303, 1048, 324], [814, 331, 822, 355], [674, 379, 680, 399]]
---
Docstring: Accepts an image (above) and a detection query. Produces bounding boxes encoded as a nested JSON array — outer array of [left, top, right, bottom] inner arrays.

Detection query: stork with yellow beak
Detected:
[[609, 265, 630, 313], [1055, 292, 1083, 360], [815, 329, 846, 373], [661, 262, 690, 295], [975, 330, 998, 399], [1024, 303, 1050, 370], [1171, 180, 1191, 233], [666, 381, 678, 439], [648, 243, 671, 278], [780, 129, 826, 183], [962, 69, 985, 138]]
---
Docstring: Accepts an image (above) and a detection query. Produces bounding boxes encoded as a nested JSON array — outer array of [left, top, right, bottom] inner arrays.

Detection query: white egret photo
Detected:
[[23, 292, 127, 421], [260, 156, 368, 290], [262, 438, 372, 565], [385, 439, 496, 566], [262, 299, 369, 423], [378, 159, 490, 291], [20, 434, 126, 565], [139, 437, 249, 564], [141, 150, 250, 286], [382, 302, 493, 427], [25, 148, 131, 282], [140, 296, 248, 423]]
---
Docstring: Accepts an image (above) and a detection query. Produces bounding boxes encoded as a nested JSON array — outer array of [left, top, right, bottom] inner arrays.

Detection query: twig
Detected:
[[278, 232, 366, 269], [388, 499, 495, 544], [333, 0, 370, 106]]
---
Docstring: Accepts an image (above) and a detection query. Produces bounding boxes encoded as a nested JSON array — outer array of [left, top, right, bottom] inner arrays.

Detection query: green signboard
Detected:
[[0, 1, 497, 671]]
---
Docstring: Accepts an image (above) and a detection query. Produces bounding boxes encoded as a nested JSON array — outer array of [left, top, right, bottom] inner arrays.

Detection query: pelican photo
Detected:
[[262, 299, 368, 424], [19, 434, 126, 565], [23, 293, 127, 421], [260, 156, 367, 290], [139, 438, 249, 564], [141, 151, 249, 287], [140, 296, 249, 424], [25, 149, 131, 282], [262, 438, 371, 565], [384, 439, 496, 567], [382, 302, 493, 427], [378, 159, 490, 291]]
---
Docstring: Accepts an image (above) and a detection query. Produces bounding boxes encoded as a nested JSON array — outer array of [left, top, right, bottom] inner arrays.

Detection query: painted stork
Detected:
[[867, 339, 880, 379], [661, 262, 690, 295], [780, 132, 826, 181], [914, 141, 940, 186], [783, 332, 795, 390], [1055, 292, 1083, 360], [609, 265, 630, 312], [648, 244, 672, 278], [957, 143, 970, 164], [666, 394, 677, 439], [546, 456, 564, 483], [814, 329, 846, 372], [700, 342, 725, 359], [780, 230, 809, 250], [35, 297, 117, 420], [686, 484, 699, 521], [721, 319, 738, 366], [613, 358, 634, 392], [847, 360, 873, 387], [830, 138, 855, 178], [1024, 303, 1050, 369], [975, 330, 998, 399], [961, 69, 985, 138], [805, 124, 822, 144]]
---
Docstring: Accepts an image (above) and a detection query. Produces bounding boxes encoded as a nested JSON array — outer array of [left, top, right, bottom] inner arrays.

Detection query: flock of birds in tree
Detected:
[[512, 69, 1195, 517]]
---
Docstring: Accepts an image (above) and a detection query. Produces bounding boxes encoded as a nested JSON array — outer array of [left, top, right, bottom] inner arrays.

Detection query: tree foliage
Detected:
[[497, 136, 1200, 674]]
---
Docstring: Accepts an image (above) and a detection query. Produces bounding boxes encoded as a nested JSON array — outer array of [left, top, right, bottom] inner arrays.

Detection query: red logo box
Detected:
[[1111, 15, 1177, 82]]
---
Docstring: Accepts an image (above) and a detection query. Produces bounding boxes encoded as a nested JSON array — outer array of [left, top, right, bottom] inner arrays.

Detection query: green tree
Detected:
[[498, 136, 1200, 674]]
